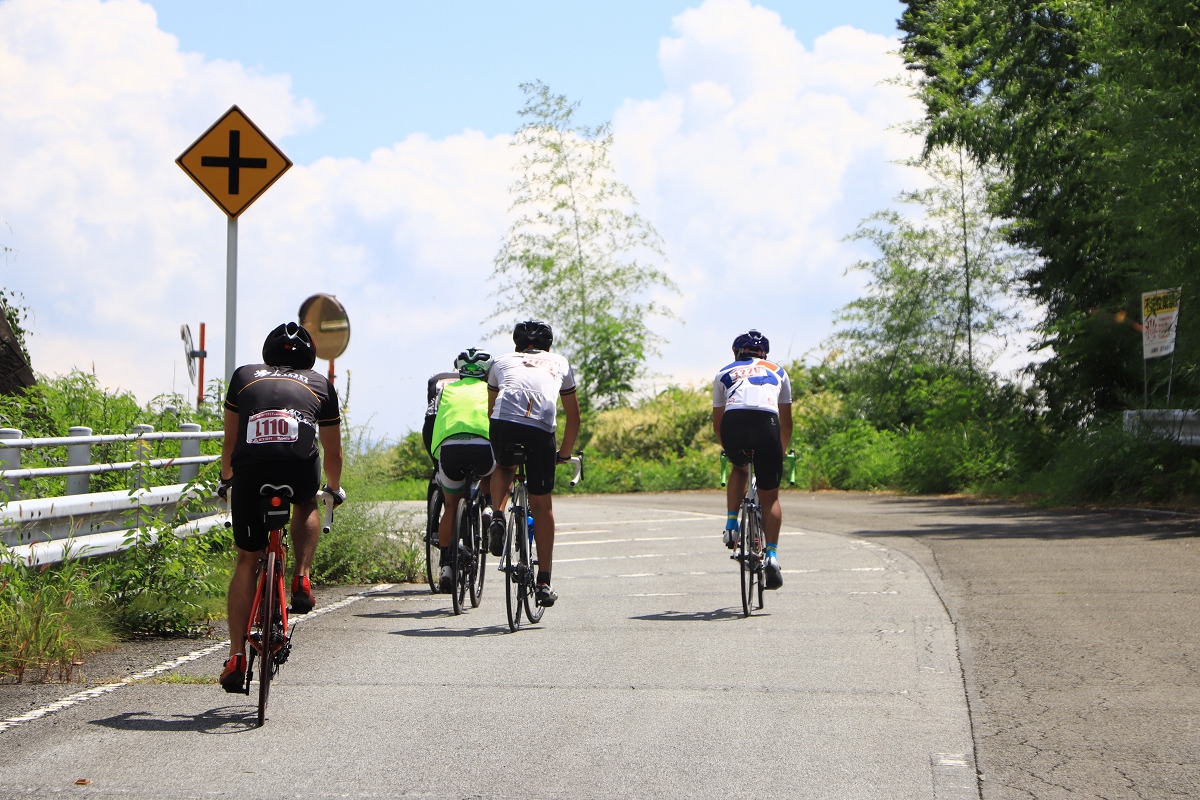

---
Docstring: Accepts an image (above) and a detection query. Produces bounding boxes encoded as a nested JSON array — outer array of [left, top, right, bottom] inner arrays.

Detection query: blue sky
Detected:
[[149, 1, 907, 163], [2, 0, 923, 437]]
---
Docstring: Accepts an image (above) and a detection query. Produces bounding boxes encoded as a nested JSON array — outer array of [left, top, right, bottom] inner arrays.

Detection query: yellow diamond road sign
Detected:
[[176, 105, 292, 218]]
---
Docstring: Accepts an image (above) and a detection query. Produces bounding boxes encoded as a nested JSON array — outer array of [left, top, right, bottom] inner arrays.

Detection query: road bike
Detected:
[[227, 485, 337, 726], [721, 450, 796, 617], [447, 471, 489, 615], [722, 451, 764, 616], [500, 446, 583, 632], [424, 475, 443, 593]]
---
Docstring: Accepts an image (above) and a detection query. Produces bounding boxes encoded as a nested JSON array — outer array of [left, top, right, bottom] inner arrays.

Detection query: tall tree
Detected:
[[832, 148, 1029, 426], [899, 0, 1200, 421], [491, 81, 676, 410]]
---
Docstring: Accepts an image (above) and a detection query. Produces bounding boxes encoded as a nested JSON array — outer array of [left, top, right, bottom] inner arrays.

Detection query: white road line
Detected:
[[557, 536, 686, 547], [617, 573, 657, 578], [557, 553, 671, 564], [0, 583, 393, 736]]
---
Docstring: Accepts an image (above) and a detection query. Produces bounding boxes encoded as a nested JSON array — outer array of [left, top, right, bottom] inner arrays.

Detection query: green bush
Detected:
[[1029, 420, 1200, 505], [310, 501, 423, 584]]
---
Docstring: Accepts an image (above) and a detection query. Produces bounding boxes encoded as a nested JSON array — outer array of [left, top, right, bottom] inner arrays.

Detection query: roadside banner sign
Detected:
[[176, 105, 292, 218], [1142, 287, 1182, 360]]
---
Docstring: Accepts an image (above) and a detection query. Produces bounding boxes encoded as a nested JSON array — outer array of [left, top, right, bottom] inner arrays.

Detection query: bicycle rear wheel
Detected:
[[257, 551, 276, 726], [450, 499, 469, 615], [424, 482, 443, 593], [504, 505, 525, 632], [468, 497, 485, 608], [739, 504, 763, 617], [521, 515, 544, 625]]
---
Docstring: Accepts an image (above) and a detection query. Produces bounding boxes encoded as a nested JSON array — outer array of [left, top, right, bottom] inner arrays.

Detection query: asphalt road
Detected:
[[758, 492, 1200, 800], [0, 492, 978, 800]]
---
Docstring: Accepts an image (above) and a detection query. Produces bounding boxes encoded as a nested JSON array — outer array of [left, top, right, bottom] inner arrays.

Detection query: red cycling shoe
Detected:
[[291, 575, 316, 615], [219, 653, 246, 693]]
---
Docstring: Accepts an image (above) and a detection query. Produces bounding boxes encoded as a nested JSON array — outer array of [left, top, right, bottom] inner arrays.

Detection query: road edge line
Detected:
[[0, 583, 394, 735]]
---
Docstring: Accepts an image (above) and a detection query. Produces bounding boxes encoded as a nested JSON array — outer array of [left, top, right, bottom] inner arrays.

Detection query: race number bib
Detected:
[[247, 410, 298, 444]]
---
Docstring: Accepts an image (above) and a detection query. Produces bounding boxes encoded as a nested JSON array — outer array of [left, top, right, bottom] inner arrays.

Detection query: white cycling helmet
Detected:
[[455, 347, 493, 378]]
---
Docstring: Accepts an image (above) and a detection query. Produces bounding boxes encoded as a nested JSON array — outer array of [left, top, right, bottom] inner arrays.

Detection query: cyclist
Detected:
[[487, 320, 580, 607], [217, 322, 345, 693], [712, 329, 792, 590], [430, 348, 496, 593]]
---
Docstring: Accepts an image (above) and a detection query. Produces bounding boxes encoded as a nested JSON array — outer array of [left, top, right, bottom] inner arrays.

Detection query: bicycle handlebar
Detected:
[[316, 490, 337, 533], [220, 486, 338, 532], [719, 449, 797, 488], [561, 452, 585, 487]]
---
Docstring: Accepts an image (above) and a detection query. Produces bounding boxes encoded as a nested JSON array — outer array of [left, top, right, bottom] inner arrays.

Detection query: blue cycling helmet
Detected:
[[263, 322, 317, 370], [514, 320, 553, 351], [732, 329, 769, 358]]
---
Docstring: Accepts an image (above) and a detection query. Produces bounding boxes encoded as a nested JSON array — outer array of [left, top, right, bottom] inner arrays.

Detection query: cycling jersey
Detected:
[[224, 364, 340, 466], [430, 376, 490, 458], [712, 358, 792, 415], [423, 371, 460, 454], [488, 350, 577, 433]]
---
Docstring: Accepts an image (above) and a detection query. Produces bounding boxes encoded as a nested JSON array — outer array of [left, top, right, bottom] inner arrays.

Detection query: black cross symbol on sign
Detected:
[[200, 130, 268, 195]]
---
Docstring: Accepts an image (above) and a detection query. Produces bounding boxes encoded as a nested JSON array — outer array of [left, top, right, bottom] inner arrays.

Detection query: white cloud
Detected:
[[613, 0, 924, 381], [1, 0, 922, 439]]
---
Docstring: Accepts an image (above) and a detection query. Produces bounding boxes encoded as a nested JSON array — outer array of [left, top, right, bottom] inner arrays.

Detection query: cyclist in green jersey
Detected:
[[430, 348, 496, 592]]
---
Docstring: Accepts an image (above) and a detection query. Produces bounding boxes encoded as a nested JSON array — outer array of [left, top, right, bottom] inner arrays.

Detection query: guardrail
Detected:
[[1122, 410, 1200, 447], [0, 425, 226, 565]]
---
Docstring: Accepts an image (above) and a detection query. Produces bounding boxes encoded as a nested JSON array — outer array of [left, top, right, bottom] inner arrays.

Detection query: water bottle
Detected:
[[527, 512, 535, 546]]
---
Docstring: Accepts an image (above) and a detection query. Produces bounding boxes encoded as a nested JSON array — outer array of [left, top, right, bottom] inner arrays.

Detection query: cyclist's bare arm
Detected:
[[318, 424, 343, 492], [778, 402, 793, 452], [712, 405, 724, 448], [558, 391, 581, 459], [221, 408, 238, 480]]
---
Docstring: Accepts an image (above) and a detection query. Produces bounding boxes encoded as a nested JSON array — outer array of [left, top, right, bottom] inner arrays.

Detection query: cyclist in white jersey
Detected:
[[713, 330, 792, 589], [487, 320, 581, 607]]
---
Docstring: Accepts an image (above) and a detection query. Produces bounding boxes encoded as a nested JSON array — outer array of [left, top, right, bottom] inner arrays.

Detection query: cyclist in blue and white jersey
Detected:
[[712, 330, 793, 590]]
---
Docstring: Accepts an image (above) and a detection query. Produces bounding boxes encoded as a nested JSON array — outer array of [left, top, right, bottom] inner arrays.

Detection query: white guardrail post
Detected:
[[179, 423, 202, 483], [0, 428, 19, 502], [132, 423, 153, 491], [66, 426, 93, 495]]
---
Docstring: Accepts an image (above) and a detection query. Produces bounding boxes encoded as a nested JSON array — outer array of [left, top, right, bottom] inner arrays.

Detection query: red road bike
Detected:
[[227, 485, 336, 726]]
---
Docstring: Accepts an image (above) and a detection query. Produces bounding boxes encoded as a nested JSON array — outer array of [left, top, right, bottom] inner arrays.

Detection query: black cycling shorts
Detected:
[[489, 418, 558, 496], [230, 457, 321, 551], [436, 441, 496, 493], [720, 409, 784, 491]]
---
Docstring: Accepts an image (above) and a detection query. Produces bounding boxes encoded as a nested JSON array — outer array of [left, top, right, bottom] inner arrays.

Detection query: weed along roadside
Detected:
[[0, 373, 424, 685]]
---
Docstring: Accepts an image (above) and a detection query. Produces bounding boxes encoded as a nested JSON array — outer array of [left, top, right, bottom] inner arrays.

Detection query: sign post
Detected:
[[1141, 286, 1183, 407], [176, 106, 292, 381]]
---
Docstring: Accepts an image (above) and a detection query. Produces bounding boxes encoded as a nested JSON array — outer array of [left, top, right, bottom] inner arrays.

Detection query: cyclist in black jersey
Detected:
[[217, 323, 346, 693]]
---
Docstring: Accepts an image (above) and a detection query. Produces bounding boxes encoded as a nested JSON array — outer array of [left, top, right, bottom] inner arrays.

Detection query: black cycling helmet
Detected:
[[262, 322, 317, 370], [513, 320, 553, 351], [732, 329, 769, 358]]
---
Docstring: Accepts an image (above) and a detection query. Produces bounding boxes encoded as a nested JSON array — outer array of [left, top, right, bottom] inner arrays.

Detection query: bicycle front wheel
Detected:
[[522, 515, 544, 625], [257, 551, 276, 726], [425, 482, 443, 593]]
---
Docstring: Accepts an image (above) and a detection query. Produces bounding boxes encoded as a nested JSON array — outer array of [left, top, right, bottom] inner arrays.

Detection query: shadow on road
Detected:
[[354, 607, 452, 620], [832, 496, 1200, 541], [90, 706, 257, 734], [392, 625, 514, 637], [630, 608, 748, 622]]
